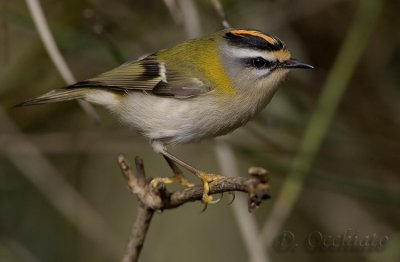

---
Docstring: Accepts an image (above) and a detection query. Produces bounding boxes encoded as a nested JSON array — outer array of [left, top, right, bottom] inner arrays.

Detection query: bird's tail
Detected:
[[16, 88, 87, 107]]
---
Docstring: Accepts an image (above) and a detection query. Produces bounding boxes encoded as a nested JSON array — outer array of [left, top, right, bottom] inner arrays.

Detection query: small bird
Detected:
[[18, 28, 313, 203]]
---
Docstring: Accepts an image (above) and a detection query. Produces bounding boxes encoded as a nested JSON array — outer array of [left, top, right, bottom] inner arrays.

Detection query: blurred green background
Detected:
[[1, 0, 399, 261]]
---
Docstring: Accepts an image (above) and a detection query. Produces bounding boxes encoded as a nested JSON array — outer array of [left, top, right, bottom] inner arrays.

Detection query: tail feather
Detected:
[[16, 88, 87, 107]]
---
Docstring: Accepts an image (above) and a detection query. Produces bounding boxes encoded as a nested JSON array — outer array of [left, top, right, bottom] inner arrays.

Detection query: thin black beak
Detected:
[[280, 58, 314, 69]]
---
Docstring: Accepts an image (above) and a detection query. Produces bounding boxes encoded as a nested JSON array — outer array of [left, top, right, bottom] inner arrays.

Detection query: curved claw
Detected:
[[227, 192, 236, 205], [201, 203, 208, 213], [209, 193, 223, 204], [200, 193, 223, 213]]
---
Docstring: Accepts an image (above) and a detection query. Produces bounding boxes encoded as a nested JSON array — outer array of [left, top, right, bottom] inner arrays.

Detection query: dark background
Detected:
[[1, 0, 399, 261]]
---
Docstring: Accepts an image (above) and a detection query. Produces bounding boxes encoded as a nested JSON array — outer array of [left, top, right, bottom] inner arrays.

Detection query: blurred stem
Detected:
[[214, 140, 270, 262], [24, 0, 100, 123], [210, 0, 231, 28], [163, 0, 183, 25], [261, 0, 382, 247], [177, 0, 202, 38], [0, 109, 122, 259]]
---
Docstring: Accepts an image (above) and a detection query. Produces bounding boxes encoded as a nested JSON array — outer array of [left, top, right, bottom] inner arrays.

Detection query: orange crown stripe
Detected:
[[230, 30, 277, 45]]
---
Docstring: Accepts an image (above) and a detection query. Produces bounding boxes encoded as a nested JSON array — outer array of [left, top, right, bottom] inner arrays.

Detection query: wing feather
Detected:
[[69, 55, 211, 98]]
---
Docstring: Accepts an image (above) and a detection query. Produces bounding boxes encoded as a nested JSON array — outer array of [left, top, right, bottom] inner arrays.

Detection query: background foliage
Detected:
[[1, 0, 399, 261]]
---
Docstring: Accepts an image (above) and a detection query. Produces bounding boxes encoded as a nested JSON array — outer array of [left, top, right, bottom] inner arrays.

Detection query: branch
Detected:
[[117, 154, 271, 262]]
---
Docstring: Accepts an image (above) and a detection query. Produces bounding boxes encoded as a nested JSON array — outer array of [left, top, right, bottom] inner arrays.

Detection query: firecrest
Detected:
[[18, 28, 313, 203]]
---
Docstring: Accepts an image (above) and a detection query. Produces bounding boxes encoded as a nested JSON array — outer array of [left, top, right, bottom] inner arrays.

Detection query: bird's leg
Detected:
[[160, 149, 223, 204], [150, 156, 195, 188]]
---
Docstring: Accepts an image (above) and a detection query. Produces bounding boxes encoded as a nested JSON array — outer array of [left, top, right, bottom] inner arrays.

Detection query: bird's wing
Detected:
[[69, 55, 212, 98]]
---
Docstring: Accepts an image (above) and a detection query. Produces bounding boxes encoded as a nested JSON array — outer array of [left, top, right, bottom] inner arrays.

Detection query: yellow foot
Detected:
[[151, 174, 195, 188], [196, 172, 224, 204]]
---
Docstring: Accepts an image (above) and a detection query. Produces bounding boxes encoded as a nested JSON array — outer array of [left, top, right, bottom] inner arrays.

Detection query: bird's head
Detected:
[[218, 29, 313, 94]]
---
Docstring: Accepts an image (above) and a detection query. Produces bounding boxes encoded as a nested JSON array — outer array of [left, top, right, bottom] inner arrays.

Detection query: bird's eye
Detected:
[[245, 57, 276, 70], [252, 57, 266, 68]]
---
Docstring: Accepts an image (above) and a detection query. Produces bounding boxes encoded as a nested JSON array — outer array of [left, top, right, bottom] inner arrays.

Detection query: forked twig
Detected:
[[117, 154, 271, 262]]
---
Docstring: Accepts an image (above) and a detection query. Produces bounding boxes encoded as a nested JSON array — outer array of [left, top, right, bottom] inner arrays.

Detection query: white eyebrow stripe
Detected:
[[224, 46, 277, 60]]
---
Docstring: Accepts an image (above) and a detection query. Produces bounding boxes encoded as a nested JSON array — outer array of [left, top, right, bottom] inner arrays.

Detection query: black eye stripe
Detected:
[[244, 57, 276, 69]]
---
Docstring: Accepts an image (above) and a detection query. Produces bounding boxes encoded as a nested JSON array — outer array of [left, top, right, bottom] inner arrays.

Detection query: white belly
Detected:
[[112, 90, 274, 145]]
